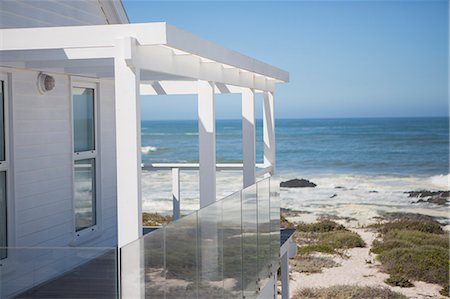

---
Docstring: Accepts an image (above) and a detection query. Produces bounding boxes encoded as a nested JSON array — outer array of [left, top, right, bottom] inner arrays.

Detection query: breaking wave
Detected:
[[142, 146, 158, 154]]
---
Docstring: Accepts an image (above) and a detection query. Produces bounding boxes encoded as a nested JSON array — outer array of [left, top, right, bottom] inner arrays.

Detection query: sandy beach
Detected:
[[288, 228, 446, 299]]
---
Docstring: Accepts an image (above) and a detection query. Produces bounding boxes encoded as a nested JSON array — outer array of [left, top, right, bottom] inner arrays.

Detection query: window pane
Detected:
[[73, 87, 94, 152], [74, 159, 96, 232], [0, 81, 5, 161], [0, 171, 6, 260]]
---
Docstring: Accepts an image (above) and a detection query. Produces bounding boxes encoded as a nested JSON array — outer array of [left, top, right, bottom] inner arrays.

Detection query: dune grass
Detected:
[[293, 285, 407, 299], [370, 218, 449, 294]]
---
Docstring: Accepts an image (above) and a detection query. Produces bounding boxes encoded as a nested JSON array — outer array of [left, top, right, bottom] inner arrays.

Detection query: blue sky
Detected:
[[123, 0, 449, 120]]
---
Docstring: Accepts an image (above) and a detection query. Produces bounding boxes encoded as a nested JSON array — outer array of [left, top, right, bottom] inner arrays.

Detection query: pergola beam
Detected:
[[140, 81, 266, 95], [137, 46, 276, 91]]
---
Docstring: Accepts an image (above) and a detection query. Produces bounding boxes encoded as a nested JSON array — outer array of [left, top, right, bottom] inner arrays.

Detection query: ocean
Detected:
[[140, 117, 449, 225]]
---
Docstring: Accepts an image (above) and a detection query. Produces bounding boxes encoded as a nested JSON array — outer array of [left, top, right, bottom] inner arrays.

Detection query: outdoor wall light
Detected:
[[37, 72, 55, 94]]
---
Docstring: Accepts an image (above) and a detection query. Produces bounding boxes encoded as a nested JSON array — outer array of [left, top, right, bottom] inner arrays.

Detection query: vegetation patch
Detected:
[[384, 275, 414, 288], [440, 285, 449, 297], [317, 213, 358, 223], [297, 219, 346, 233], [370, 218, 449, 295], [293, 285, 407, 299], [295, 220, 365, 255], [370, 218, 444, 234], [290, 254, 340, 274], [142, 212, 172, 226]]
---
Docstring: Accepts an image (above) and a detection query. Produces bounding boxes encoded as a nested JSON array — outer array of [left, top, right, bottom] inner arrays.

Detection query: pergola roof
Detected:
[[0, 22, 289, 92]]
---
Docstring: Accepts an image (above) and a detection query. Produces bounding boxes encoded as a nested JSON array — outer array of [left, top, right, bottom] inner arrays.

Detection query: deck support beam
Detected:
[[114, 37, 144, 298], [242, 88, 256, 188], [198, 80, 216, 207], [263, 91, 276, 176], [281, 252, 289, 299]]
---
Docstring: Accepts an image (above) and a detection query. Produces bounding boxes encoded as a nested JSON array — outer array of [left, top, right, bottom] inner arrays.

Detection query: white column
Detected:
[[114, 37, 144, 298], [114, 36, 142, 247], [172, 168, 180, 220], [242, 88, 256, 188], [198, 80, 216, 208], [263, 91, 275, 176], [281, 252, 289, 299]]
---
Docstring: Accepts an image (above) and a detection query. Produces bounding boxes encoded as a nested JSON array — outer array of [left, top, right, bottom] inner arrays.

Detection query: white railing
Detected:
[[142, 163, 273, 220]]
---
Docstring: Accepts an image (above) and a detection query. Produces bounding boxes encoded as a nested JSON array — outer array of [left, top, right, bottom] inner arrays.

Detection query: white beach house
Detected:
[[0, 1, 291, 298]]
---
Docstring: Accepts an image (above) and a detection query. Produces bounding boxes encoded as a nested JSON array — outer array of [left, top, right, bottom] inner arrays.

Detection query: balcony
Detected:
[[1, 177, 281, 298]]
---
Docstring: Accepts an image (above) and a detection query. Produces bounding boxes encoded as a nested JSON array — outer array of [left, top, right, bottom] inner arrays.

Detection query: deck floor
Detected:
[[14, 251, 118, 299]]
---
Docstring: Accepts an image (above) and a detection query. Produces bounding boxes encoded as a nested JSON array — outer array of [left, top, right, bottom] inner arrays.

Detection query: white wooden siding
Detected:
[[0, 0, 108, 28], [1, 67, 117, 297]]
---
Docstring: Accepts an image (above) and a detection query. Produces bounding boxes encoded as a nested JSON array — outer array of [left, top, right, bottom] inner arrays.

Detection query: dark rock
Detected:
[[405, 190, 449, 206], [280, 178, 317, 188], [330, 194, 338, 199], [369, 190, 378, 193], [281, 207, 311, 216], [380, 212, 440, 222], [405, 190, 449, 198]]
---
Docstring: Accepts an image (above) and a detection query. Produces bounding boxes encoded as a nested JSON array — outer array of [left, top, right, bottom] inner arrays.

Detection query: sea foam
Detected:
[[429, 174, 450, 189], [142, 146, 158, 154], [141, 170, 450, 227]]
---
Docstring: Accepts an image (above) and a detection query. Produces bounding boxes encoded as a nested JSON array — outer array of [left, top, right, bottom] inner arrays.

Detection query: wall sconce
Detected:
[[37, 72, 55, 94]]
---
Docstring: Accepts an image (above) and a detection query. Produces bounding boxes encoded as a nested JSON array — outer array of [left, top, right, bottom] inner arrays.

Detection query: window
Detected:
[[74, 159, 96, 231], [0, 79, 7, 260], [73, 88, 95, 152], [72, 86, 97, 232]]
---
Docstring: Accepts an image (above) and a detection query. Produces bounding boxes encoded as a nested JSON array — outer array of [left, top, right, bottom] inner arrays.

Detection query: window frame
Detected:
[[0, 73, 10, 262], [70, 79, 101, 241]]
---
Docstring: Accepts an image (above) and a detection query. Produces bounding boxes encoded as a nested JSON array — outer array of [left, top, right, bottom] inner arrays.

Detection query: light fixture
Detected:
[[37, 72, 55, 94]]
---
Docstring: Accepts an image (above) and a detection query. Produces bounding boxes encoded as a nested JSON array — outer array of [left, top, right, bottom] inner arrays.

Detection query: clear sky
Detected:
[[123, 0, 449, 120]]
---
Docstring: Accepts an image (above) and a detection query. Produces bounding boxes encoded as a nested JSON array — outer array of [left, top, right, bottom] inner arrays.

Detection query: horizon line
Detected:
[[141, 115, 449, 121]]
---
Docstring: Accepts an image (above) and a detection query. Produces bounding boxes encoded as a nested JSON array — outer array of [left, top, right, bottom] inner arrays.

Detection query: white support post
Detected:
[[242, 88, 256, 188], [115, 36, 142, 247], [198, 80, 216, 208], [172, 168, 180, 220], [114, 37, 144, 298], [263, 91, 275, 176], [281, 252, 289, 299]]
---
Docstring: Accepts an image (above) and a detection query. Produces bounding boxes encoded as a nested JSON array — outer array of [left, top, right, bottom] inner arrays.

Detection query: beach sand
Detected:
[[288, 228, 446, 299]]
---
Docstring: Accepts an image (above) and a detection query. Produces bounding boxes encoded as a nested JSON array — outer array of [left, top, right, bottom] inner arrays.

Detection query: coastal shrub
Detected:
[[440, 285, 449, 297], [297, 220, 346, 233], [290, 255, 340, 273], [293, 285, 407, 299], [374, 219, 444, 234], [318, 230, 365, 249], [384, 275, 414, 288], [297, 230, 365, 255], [370, 218, 449, 290], [371, 229, 448, 254], [378, 246, 449, 286]]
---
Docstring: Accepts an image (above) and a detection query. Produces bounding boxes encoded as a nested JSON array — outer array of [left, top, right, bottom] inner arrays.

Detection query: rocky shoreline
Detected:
[[406, 190, 449, 206]]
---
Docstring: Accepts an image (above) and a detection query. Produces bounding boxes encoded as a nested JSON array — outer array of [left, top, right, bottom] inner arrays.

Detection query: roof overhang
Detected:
[[0, 23, 289, 92], [98, 0, 130, 24]]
